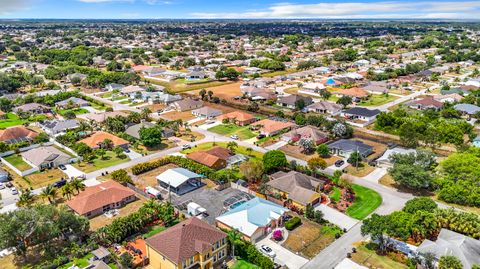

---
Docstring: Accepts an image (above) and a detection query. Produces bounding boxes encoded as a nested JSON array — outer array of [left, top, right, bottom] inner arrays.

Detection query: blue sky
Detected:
[[1, 0, 479, 19]]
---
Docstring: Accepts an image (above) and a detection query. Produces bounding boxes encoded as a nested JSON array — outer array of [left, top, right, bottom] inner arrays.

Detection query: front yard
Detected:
[[74, 151, 130, 173], [89, 198, 146, 230], [208, 124, 256, 140], [0, 112, 28, 129], [24, 169, 67, 189], [357, 94, 398, 107], [345, 163, 375, 177], [3, 154, 32, 171], [346, 184, 382, 220], [56, 108, 89, 116], [282, 216, 342, 258], [350, 242, 408, 269]]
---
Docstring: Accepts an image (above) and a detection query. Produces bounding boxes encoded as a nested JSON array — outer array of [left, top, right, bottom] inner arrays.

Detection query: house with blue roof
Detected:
[[215, 197, 289, 242]]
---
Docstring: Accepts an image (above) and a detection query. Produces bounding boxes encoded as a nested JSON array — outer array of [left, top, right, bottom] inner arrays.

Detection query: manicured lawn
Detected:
[[176, 78, 212, 84], [142, 225, 166, 238], [230, 259, 260, 269], [90, 102, 108, 111], [58, 253, 94, 269], [0, 112, 28, 129], [112, 95, 128, 101], [346, 184, 382, 220], [261, 68, 297, 78], [3, 154, 32, 171], [24, 169, 66, 189], [57, 108, 89, 116], [329, 187, 341, 203], [182, 142, 263, 161], [358, 94, 398, 107], [208, 124, 256, 140], [74, 151, 130, 173], [351, 243, 408, 269]]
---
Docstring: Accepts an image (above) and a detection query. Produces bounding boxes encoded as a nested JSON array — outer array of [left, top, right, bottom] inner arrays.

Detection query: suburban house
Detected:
[[125, 122, 156, 139], [306, 101, 342, 115], [146, 217, 228, 269], [191, 106, 222, 119], [13, 103, 51, 114], [282, 125, 329, 145], [362, 81, 389, 94], [66, 180, 137, 218], [241, 87, 275, 101], [376, 147, 416, 168], [328, 139, 374, 158], [121, 85, 145, 95], [217, 111, 256, 126], [78, 131, 130, 149], [268, 171, 326, 209], [0, 126, 38, 144], [341, 107, 380, 122], [434, 93, 463, 103], [143, 66, 165, 77], [405, 96, 444, 111], [300, 82, 326, 96], [170, 98, 203, 112], [276, 94, 313, 110], [105, 83, 125, 91], [55, 97, 90, 109], [21, 146, 73, 170], [417, 229, 480, 269], [156, 168, 203, 195], [83, 111, 128, 123], [40, 119, 79, 135], [185, 70, 206, 80], [216, 197, 290, 242], [252, 119, 294, 137], [454, 103, 480, 116], [187, 151, 227, 170], [335, 87, 369, 102]]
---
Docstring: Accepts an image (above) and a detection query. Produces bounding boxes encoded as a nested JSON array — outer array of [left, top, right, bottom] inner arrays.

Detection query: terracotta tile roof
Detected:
[[336, 87, 369, 98], [146, 217, 226, 264], [253, 119, 294, 135], [206, 147, 232, 160], [66, 181, 136, 215], [78, 131, 129, 149], [187, 151, 225, 168], [0, 126, 38, 143], [217, 111, 255, 122]]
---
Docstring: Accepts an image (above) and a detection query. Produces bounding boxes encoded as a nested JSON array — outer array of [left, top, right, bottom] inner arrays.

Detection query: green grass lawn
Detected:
[[111, 95, 128, 101], [346, 184, 383, 220], [358, 94, 398, 107], [57, 108, 89, 116], [74, 151, 130, 173], [143, 225, 166, 238], [58, 253, 93, 269], [351, 243, 408, 269], [208, 124, 256, 140], [182, 142, 263, 161], [175, 78, 212, 84], [230, 259, 260, 269], [0, 113, 28, 129], [89, 102, 108, 111], [329, 187, 341, 203], [3, 154, 32, 171]]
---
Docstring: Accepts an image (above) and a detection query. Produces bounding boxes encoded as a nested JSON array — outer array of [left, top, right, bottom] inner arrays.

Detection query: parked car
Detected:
[[335, 160, 345, 167], [259, 245, 276, 258], [230, 134, 239, 140], [58, 164, 66, 170], [0, 183, 5, 190], [53, 179, 67, 188], [124, 148, 131, 153], [182, 144, 192, 150], [10, 187, 18, 195], [5, 182, 13, 188]]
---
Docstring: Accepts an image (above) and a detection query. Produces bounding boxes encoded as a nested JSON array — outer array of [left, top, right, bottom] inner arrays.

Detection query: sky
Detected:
[[0, 0, 479, 20]]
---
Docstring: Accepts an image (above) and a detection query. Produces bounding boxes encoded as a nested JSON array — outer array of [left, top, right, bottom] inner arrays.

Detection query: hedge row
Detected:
[[285, 216, 302, 231]]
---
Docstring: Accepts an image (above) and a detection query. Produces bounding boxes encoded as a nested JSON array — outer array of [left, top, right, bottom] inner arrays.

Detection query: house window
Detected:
[[213, 254, 217, 262], [190, 257, 193, 264]]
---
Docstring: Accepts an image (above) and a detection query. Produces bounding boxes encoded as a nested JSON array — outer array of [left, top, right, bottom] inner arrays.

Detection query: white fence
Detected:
[[0, 157, 39, 176]]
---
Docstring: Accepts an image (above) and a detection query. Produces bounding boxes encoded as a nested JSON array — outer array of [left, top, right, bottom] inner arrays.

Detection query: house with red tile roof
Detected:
[[145, 217, 227, 269], [186, 147, 232, 170], [217, 111, 256, 126], [252, 119, 294, 137], [66, 180, 136, 218], [0, 126, 38, 144], [78, 131, 129, 149]]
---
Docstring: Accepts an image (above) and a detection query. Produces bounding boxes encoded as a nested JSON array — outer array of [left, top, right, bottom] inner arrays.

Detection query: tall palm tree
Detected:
[[227, 229, 241, 259], [40, 185, 58, 204], [141, 108, 151, 120], [226, 141, 238, 153], [61, 183, 74, 200], [17, 189, 35, 207]]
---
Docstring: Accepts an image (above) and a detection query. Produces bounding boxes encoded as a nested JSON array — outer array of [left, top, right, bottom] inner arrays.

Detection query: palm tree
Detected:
[[78, 121, 92, 132], [227, 229, 241, 259], [61, 183, 74, 200], [102, 138, 113, 149], [40, 185, 58, 204], [17, 189, 35, 207], [141, 108, 151, 120], [70, 178, 85, 195], [226, 141, 238, 153]]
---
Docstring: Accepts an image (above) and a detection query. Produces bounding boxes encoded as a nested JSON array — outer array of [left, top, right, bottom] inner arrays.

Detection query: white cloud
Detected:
[[0, 0, 35, 15], [190, 1, 480, 19]]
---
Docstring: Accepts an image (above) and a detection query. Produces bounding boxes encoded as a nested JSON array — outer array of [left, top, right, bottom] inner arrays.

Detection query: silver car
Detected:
[[259, 245, 276, 258], [10, 187, 18, 195]]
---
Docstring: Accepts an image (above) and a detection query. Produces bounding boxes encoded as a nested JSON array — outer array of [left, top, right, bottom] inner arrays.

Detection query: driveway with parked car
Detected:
[[63, 165, 86, 180], [256, 236, 308, 269]]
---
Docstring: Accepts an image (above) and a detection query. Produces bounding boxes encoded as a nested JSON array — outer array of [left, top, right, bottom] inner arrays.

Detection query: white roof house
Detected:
[[156, 168, 202, 188]]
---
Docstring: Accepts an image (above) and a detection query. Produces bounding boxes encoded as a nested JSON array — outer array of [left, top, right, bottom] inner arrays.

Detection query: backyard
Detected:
[[357, 94, 398, 107], [282, 216, 342, 258], [132, 163, 178, 189], [89, 198, 146, 230], [0, 113, 28, 129], [58, 253, 93, 269], [346, 184, 382, 220], [350, 242, 408, 269], [3, 154, 32, 171], [230, 259, 260, 269], [208, 124, 256, 140], [73, 151, 130, 173], [56, 108, 89, 116]]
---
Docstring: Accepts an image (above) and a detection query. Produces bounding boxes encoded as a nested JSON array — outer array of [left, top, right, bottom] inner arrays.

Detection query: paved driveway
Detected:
[[315, 204, 359, 231], [256, 237, 308, 269], [265, 140, 287, 150], [63, 165, 86, 179], [125, 149, 142, 160], [0, 187, 18, 208]]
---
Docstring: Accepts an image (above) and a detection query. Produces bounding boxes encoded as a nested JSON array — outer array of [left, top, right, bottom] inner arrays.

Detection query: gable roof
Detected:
[[187, 151, 225, 168], [206, 146, 232, 160], [13, 103, 50, 113], [78, 131, 129, 148], [283, 125, 328, 143], [268, 171, 325, 205], [192, 106, 222, 117], [454, 103, 480, 115], [216, 197, 289, 237], [66, 180, 136, 215], [406, 96, 443, 109], [146, 217, 226, 264], [0, 126, 38, 143], [84, 111, 128, 123], [173, 98, 203, 111]]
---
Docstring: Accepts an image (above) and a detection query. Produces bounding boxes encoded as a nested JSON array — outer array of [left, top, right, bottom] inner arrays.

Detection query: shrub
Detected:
[[110, 169, 133, 185], [272, 229, 283, 241], [285, 216, 302, 230]]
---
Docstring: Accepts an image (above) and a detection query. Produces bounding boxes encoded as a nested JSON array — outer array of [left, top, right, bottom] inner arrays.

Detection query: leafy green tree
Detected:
[[96, 148, 107, 160], [139, 126, 163, 148], [263, 150, 288, 172], [361, 214, 391, 254], [227, 141, 238, 153], [239, 160, 264, 183], [438, 255, 463, 269], [336, 95, 352, 108], [120, 252, 134, 268], [294, 113, 306, 125], [347, 151, 362, 167], [403, 197, 437, 214], [295, 99, 306, 110], [388, 150, 436, 190], [111, 169, 133, 185], [299, 138, 315, 153], [74, 142, 92, 157], [316, 144, 330, 157]]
